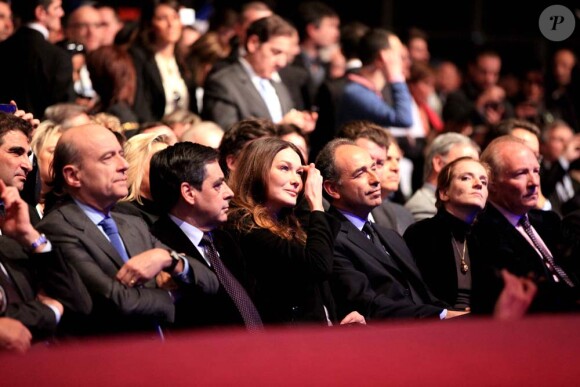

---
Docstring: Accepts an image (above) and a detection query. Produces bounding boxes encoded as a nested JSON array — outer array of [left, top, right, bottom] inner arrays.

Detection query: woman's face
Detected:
[[266, 148, 304, 214], [151, 4, 182, 46], [440, 160, 488, 212], [37, 131, 62, 192]]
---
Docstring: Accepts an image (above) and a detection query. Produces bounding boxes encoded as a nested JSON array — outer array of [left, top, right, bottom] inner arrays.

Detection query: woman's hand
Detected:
[[302, 163, 324, 212]]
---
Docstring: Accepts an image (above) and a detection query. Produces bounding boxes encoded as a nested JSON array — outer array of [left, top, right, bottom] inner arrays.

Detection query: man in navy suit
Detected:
[[150, 142, 262, 329], [316, 139, 467, 320]]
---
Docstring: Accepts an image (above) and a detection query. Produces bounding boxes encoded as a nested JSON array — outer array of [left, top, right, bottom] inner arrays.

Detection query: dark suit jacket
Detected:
[[224, 211, 340, 325], [0, 27, 74, 118], [329, 206, 445, 320], [470, 204, 579, 314], [37, 199, 218, 336], [372, 199, 415, 236], [129, 44, 196, 123], [202, 60, 295, 130], [151, 215, 253, 328], [0, 237, 57, 339]]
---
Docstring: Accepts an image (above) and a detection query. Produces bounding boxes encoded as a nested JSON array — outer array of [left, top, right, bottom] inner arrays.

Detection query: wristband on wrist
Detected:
[[30, 233, 47, 251]]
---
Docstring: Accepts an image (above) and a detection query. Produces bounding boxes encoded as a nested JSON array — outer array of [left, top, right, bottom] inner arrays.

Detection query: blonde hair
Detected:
[[122, 132, 170, 204], [31, 120, 63, 156]]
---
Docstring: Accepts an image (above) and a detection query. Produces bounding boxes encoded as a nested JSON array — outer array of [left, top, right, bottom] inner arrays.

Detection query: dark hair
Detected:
[[218, 118, 277, 176], [86, 46, 137, 108], [149, 142, 219, 213], [338, 120, 391, 148], [245, 14, 296, 49], [228, 137, 306, 243], [295, 1, 337, 41], [340, 21, 369, 60], [316, 138, 355, 185], [138, 0, 181, 53], [493, 118, 541, 138], [12, 0, 54, 24], [408, 62, 435, 84], [0, 113, 33, 144], [358, 28, 392, 66]]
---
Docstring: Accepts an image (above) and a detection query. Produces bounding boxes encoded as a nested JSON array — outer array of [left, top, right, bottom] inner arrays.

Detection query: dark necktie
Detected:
[[363, 221, 387, 254], [99, 216, 130, 262], [0, 264, 22, 304], [519, 215, 575, 288], [201, 233, 263, 330]]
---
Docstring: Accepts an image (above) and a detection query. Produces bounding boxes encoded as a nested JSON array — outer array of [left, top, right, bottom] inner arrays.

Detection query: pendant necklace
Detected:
[[451, 235, 469, 274]]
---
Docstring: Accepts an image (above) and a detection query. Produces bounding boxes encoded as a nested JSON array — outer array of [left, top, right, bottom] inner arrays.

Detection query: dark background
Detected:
[[71, 0, 579, 74]]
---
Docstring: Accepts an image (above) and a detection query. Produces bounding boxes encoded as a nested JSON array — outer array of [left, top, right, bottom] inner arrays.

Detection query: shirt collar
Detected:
[[168, 214, 205, 248], [73, 198, 108, 226], [26, 23, 49, 40], [337, 208, 370, 231], [491, 202, 523, 227]]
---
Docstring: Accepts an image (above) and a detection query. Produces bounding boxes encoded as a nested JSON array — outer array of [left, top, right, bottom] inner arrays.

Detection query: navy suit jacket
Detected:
[[329, 207, 445, 320]]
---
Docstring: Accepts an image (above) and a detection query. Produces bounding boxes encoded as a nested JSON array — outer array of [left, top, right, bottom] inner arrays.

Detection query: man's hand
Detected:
[[156, 271, 178, 291], [0, 318, 32, 354], [340, 311, 366, 325], [281, 109, 318, 134], [445, 310, 470, 319], [37, 292, 64, 317], [116, 248, 177, 287], [10, 101, 40, 129], [0, 180, 45, 251], [494, 269, 537, 321]]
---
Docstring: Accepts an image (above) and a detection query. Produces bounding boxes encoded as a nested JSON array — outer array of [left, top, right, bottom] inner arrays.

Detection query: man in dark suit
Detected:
[[202, 15, 315, 133], [0, 0, 74, 118], [149, 142, 262, 329], [316, 139, 466, 320], [38, 124, 218, 336], [0, 179, 63, 341], [471, 135, 580, 314]]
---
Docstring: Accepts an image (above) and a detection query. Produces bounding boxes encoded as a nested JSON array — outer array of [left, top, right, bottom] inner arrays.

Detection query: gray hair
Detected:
[[423, 132, 480, 181]]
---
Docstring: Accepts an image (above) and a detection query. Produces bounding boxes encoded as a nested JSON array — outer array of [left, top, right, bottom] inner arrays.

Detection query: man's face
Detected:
[[311, 16, 340, 48], [40, 0, 65, 33], [354, 138, 387, 195], [408, 37, 429, 63], [545, 125, 573, 161], [69, 126, 128, 211], [247, 35, 293, 79], [98, 7, 123, 46], [327, 145, 382, 218], [0, 2, 13, 42], [191, 161, 233, 231], [491, 143, 540, 215], [554, 50, 576, 86], [0, 130, 32, 190], [383, 143, 402, 193], [472, 54, 501, 90], [66, 5, 103, 52]]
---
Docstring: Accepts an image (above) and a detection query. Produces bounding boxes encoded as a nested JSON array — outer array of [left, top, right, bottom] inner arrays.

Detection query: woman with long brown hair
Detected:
[[226, 137, 364, 325]]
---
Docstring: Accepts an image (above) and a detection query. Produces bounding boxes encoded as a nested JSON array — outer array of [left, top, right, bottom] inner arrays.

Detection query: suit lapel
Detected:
[[59, 202, 127, 268], [233, 62, 272, 117], [373, 223, 424, 281], [154, 216, 209, 267]]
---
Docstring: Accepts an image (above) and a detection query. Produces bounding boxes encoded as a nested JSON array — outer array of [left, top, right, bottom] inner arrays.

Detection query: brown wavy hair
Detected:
[[228, 137, 307, 244]]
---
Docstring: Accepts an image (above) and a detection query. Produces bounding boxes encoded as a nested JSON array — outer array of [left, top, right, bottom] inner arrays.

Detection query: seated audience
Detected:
[[38, 124, 218, 336], [149, 142, 263, 329], [226, 137, 364, 325]]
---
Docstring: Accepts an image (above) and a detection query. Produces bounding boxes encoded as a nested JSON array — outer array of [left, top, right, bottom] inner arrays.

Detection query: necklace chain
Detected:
[[451, 236, 469, 274]]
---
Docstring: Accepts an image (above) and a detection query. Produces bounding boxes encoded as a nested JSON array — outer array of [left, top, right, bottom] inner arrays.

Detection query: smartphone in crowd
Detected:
[[0, 104, 17, 114]]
